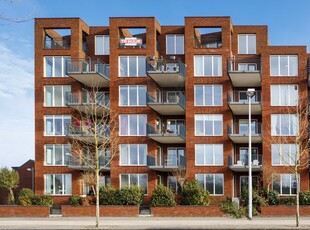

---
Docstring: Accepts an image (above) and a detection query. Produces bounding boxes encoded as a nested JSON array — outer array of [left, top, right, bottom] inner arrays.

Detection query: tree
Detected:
[[68, 87, 118, 228], [267, 98, 309, 227], [170, 167, 187, 193], [0, 167, 19, 204]]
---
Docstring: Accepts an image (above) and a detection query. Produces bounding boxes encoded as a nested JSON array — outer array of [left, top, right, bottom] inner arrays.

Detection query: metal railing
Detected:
[[227, 91, 262, 103], [194, 36, 222, 48], [66, 59, 110, 79], [228, 155, 263, 167], [227, 123, 262, 135], [147, 123, 186, 139], [227, 57, 261, 72], [146, 91, 186, 108], [66, 91, 110, 108], [44, 38, 71, 49], [146, 58, 186, 78], [147, 155, 186, 168], [68, 122, 110, 137], [68, 155, 110, 168]]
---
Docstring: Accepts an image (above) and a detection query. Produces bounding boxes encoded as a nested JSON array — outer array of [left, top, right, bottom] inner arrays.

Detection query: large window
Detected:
[[45, 174, 72, 195], [272, 144, 299, 166], [166, 34, 184, 54], [44, 56, 70, 77], [120, 144, 147, 166], [194, 55, 222, 77], [270, 55, 298, 76], [119, 114, 146, 136], [95, 35, 110, 55], [271, 114, 298, 136], [44, 144, 71, 166], [44, 85, 71, 107], [44, 115, 71, 136], [196, 174, 224, 195], [195, 114, 223, 136], [238, 34, 256, 54], [195, 144, 223, 166], [272, 174, 298, 195], [271, 85, 298, 106], [168, 176, 178, 192], [119, 56, 146, 77], [194, 85, 222, 106], [167, 148, 185, 166], [120, 174, 148, 194], [119, 85, 146, 106]]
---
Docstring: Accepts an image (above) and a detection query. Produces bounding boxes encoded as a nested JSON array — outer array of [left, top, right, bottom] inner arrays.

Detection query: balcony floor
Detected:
[[67, 103, 109, 116], [148, 165, 185, 172], [228, 71, 261, 87], [228, 134, 262, 144], [147, 71, 185, 87], [229, 165, 263, 172], [228, 103, 262, 115], [147, 103, 185, 115], [148, 134, 185, 144], [67, 165, 110, 171], [68, 72, 110, 87]]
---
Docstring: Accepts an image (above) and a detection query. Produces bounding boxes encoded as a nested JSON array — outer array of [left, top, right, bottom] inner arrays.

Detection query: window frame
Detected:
[[120, 173, 148, 195], [195, 173, 224, 196], [271, 144, 299, 166], [272, 174, 299, 195], [119, 114, 147, 136], [44, 144, 71, 166], [95, 35, 110, 55], [238, 34, 256, 54], [271, 114, 298, 136], [44, 85, 71, 107], [44, 174, 72, 195], [119, 85, 147, 106], [195, 144, 223, 166], [118, 56, 146, 77], [194, 85, 222, 106], [270, 84, 298, 106], [119, 144, 147, 166], [270, 55, 298, 77], [194, 114, 223, 136], [194, 55, 222, 77], [44, 56, 70, 77], [166, 34, 184, 55], [44, 115, 71, 136]]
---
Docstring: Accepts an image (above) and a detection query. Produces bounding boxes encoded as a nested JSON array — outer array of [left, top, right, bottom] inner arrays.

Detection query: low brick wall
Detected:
[[0, 206, 50, 217], [61, 205, 139, 217], [261, 206, 310, 216], [151, 206, 224, 217]]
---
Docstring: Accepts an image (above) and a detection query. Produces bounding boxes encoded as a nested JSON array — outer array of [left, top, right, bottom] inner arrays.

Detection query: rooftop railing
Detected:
[[44, 38, 71, 49]]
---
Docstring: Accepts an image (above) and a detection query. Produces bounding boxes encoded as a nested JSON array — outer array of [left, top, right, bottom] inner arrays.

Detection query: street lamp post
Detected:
[[247, 88, 255, 220], [27, 167, 35, 192]]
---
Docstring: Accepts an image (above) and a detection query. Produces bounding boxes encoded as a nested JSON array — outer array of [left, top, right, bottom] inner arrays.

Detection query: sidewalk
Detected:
[[1, 216, 310, 229]]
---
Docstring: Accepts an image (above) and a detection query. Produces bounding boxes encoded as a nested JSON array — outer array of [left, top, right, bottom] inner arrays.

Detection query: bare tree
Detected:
[[170, 167, 187, 192], [67, 86, 118, 228]]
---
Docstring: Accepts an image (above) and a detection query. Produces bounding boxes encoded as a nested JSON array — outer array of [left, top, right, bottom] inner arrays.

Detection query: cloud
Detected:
[[0, 42, 34, 168]]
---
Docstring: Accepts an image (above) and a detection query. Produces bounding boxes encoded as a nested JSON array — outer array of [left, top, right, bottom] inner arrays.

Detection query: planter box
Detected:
[[0, 206, 50, 217], [151, 206, 224, 217], [61, 205, 139, 217], [261, 206, 310, 216]]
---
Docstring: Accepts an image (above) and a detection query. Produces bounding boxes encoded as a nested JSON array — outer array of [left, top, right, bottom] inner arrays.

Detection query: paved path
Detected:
[[1, 216, 310, 229]]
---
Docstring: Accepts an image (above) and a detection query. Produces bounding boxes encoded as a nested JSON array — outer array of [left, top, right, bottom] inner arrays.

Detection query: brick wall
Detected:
[[151, 206, 224, 217], [261, 206, 310, 216], [0, 206, 50, 217]]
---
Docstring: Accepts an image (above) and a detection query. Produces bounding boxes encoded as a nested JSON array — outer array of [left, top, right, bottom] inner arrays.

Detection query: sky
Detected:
[[1, 0, 310, 168]]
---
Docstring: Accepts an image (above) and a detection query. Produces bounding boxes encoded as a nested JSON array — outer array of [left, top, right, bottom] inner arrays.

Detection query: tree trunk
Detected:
[[296, 171, 300, 227], [95, 169, 100, 228], [8, 189, 15, 205]]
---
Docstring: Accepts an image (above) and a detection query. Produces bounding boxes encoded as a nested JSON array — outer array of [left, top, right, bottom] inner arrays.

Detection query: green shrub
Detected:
[[119, 186, 144, 205], [31, 195, 54, 206], [280, 197, 296, 206], [240, 188, 266, 215], [261, 189, 279, 206], [180, 180, 209, 206], [220, 197, 246, 218], [99, 185, 121, 205], [151, 184, 176, 207], [18, 196, 32, 206], [300, 191, 310, 205], [69, 195, 81, 206], [18, 188, 34, 198]]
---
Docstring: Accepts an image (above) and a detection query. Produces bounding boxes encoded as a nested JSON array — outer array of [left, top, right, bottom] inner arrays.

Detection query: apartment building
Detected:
[[34, 16, 310, 205]]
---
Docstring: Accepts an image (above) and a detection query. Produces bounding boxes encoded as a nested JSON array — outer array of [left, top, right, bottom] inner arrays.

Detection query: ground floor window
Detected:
[[272, 174, 298, 195], [45, 174, 72, 195], [82, 175, 110, 195], [195, 174, 224, 195], [120, 174, 147, 194]]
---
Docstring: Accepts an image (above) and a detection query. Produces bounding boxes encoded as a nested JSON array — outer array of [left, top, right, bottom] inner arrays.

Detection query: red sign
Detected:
[[119, 37, 143, 46]]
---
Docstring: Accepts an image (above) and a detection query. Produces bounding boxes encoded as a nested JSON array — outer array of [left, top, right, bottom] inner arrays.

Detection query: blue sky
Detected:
[[1, 0, 310, 168]]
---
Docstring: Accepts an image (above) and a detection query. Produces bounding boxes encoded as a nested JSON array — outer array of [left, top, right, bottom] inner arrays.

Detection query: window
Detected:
[[238, 63, 257, 71], [119, 114, 146, 136], [120, 144, 147, 166], [239, 119, 258, 135], [196, 174, 224, 195], [44, 85, 71, 107], [45, 174, 72, 195], [44, 56, 70, 77], [168, 176, 178, 192], [167, 148, 185, 166], [166, 34, 184, 54], [119, 85, 146, 106], [195, 144, 223, 166], [271, 114, 298, 136], [119, 56, 146, 77], [270, 55, 298, 76], [95, 35, 110, 55], [45, 144, 71, 166], [194, 55, 222, 77], [194, 85, 222, 106], [238, 34, 256, 54], [271, 85, 298, 106], [239, 148, 258, 165], [44, 115, 71, 136], [83, 176, 110, 195], [272, 174, 298, 195], [272, 144, 299, 166], [195, 114, 223, 136], [240, 176, 259, 193], [120, 174, 148, 194]]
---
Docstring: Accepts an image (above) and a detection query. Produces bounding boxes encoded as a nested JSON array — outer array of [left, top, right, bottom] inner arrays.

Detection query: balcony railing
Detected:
[[66, 91, 110, 108], [228, 154, 263, 166], [146, 58, 186, 77], [194, 36, 222, 48], [227, 123, 262, 135], [146, 91, 186, 108], [147, 155, 186, 170], [227, 91, 262, 104], [68, 155, 110, 170], [66, 59, 110, 79], [147, 123, 186, 139], [227, 57, 261, 72], [44, 38, 71, 49], [68, 122, 110, 137]]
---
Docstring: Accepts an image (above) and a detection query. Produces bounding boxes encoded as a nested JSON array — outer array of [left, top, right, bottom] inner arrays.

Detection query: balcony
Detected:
[[66, 59, 110, 88], [67, 122, 110, 144], [194, 36, 222, 49], [227, 123, 262, 144], [228, 155, 263, 172], [44, 37, 71, 49], [227, 57, 261, 87], [66, 92, 110, 116], [146, 58, 186, 87], [146, 91, 186, 115], [227, 91, 262, 115], [147, 155, 186, 172], [147, 124, 186, 144], [67, 156, 110, 171]]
